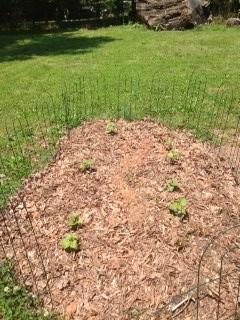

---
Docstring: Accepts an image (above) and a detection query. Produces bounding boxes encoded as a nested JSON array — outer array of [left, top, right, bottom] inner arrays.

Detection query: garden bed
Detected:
[[1, 120, 240, 319]]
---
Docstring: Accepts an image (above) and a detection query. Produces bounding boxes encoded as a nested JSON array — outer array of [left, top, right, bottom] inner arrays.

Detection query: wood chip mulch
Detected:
[[1, 120, 240, 320]]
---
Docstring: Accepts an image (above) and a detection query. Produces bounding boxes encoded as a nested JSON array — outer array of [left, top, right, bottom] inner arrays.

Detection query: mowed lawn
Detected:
[[0, 24, 240, 132]]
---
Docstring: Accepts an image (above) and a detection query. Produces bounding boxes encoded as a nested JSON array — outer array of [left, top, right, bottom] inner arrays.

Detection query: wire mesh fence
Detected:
[[154, 225, 240, 320], [0, 72, 239, 318]]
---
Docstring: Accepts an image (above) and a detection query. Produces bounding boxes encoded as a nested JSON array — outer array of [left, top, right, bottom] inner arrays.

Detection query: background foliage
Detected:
[[0, 0, 131, 27], [1, 0, 240, 27], [209, 0, 240, 16]]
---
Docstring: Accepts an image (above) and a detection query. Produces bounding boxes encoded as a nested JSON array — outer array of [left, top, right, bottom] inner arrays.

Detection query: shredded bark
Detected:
[[1, 120, 240, 319]]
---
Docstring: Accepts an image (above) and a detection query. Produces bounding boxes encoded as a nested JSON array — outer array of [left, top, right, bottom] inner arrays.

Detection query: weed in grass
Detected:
[[106, 123, 118, 135], [169, 197, 187, 219], [0, 182, 12, 208], [128, 22, 146, 30], [165, 179, 180, 192], [5, 155, 30, 176], [0, 260, 55, 320], [60, 234, 80, 252], [166, 150, 180, 163], [0, 173, 7, 185], [79, 159, 94, 173], [47, 126, 66, 140], [67, 213, 84, 230]]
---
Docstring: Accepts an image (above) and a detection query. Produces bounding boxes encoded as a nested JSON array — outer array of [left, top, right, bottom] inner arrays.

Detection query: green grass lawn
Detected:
[[0, 23, 240, 320], [0, 23, 240, 128]]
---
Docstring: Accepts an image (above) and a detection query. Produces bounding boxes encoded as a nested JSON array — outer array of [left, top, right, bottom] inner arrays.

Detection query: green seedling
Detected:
[[67, 213, 84, 230], [169, 197, 187, 219], [80, 159, 94, 173], [165, 179, 180, 192], [60, 234, 80, 252], [164, 138, 173, 151], [106, 123, 118, 135], [167, 150, 180, 163]]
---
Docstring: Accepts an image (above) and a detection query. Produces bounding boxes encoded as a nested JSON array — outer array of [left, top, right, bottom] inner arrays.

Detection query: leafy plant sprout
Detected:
[[79, 159, 94, 173], [169, 197, 187, 219], [67, 213, 84, 230], [164, 138, 173, 151], [165, 179, 180, 192], [166, 149, 180, 163], [60, 234, 80, 252], [106, 122, 118, 135]]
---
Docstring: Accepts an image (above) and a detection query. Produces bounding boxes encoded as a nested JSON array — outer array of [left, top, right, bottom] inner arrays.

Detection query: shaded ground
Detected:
[[0, 32, 116, 63], [1, 120, 240, 319]]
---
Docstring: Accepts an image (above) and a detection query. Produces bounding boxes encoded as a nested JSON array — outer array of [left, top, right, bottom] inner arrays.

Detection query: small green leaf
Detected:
[[60, 234, 80, 252], [165, 179, 180, 192], [80, 159, 93, 173], [67, 213, 84, 230], [179, 197, 187, 207], [167, 150, 180, 163], [106, 123, 118, 135], [169, 197, 187, 218]]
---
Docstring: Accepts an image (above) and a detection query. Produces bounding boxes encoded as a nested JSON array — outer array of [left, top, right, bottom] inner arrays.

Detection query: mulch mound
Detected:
[[1, 120, 240, 320]]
